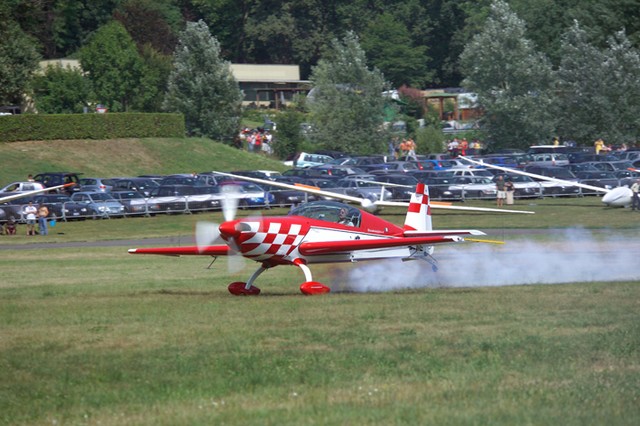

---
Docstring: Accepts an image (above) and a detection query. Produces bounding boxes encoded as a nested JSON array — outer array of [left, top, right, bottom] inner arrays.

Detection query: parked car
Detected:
[[527, 152, 570, 167], [110, 177, 160, 197], [283, 165, 365, 180], [283, 152, 334, 168], [78, 177, 115, 192], [0, 181, 45, 194], [449, 176, 498, 199], [111, 190, 158, 215], [0, 182, 46, 205], [218, 181, 275, 209], [326, 179, 393, 202], [451, 169, 494, 178], [230, 170, 283, 180], [574, 171, 620, 194], [415, 159, 458, 171], [580, 161, 633, 173], [69, 191, 125, 218], [524, 166, 581, 197], [365, 161, 420, 173], [419, 177, 463, 200], [260, 184, 319, 207], [31, 193, 90, 220], [372, 174, 419, 201], [491, 174, 542, 199], [148, 185, 196, 213], [33, 172, 81, 194]]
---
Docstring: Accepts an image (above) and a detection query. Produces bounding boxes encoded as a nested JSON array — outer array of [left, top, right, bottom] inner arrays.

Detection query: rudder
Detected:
[[403, 183, 432, 232]]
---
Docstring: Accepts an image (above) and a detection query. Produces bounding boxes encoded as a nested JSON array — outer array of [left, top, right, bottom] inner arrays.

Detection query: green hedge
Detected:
[[0, 113, 185, 142]]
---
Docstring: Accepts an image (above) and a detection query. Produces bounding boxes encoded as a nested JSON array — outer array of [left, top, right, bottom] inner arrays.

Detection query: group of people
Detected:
[[447, 138, 483, 157], [390, 137, 417, 160], [238, 128, 273, 154], [2, 201, 51, 236]]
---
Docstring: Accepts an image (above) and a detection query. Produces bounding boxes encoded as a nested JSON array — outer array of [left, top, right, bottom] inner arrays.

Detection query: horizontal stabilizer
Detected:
[[299, 235, 463, 256], [128, 245, 230, 256]]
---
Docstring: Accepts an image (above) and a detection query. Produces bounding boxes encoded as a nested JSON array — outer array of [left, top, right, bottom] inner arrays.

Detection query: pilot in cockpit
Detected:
[[337, 207, 354, 227]]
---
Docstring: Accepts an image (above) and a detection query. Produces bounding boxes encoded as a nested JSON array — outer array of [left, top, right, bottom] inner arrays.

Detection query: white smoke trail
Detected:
[[335, 228, 640, 293]]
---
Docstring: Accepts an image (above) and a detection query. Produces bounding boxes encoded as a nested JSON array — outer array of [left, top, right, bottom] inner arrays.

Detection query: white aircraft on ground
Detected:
[[459, 156, 633, 207]]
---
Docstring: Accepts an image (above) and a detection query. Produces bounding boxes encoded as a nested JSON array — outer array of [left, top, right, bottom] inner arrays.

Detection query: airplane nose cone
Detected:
[[219, 221, 240, 240]]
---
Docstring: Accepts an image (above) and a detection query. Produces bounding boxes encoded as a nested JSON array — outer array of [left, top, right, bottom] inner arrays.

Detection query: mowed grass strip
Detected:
[[1, 247, 639, 425]]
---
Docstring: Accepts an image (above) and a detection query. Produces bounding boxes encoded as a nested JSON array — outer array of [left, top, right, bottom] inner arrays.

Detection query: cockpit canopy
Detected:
[[289, 201, 362, 227]]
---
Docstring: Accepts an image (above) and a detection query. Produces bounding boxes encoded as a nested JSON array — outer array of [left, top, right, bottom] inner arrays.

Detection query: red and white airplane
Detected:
[[129, 183, 502, 296]]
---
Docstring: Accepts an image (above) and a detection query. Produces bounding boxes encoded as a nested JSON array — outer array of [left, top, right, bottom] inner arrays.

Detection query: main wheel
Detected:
[[228, 281, 261, 296]]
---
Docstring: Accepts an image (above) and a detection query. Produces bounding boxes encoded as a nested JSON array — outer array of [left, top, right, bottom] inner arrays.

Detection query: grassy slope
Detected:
[[0, 137, 287, 184]]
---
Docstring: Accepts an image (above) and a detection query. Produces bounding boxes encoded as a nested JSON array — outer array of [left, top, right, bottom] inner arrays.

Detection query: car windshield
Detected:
[[118, 192, 143, 199], [505, 175, 532, 183], [90, 193, 116, 201]]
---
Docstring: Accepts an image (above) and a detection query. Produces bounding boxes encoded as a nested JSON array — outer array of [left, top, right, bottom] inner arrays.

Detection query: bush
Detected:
[[0, 113, 185, 142]]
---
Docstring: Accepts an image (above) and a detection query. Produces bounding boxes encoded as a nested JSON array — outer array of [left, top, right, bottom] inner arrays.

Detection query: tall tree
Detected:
[[557, 22, 640, 145], [79, 21, 146, 112], [361, 12, 431, 88], [459, 0, 556, 150], [32, 65, 90, 113], [0, 16, 40, 106], [163, 20, 243, 142], [308, 31, 390, 154]]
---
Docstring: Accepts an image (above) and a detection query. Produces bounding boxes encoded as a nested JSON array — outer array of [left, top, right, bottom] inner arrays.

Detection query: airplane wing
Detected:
[[128, 245, 230, 256], [298, 235, 468, 256], [459, 156, 610, 194], [0, 183, 76, 203], [212, 171, 534, 214]]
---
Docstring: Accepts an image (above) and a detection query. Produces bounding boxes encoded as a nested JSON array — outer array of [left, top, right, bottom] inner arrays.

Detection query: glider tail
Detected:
[[403, 183, 433, 232]]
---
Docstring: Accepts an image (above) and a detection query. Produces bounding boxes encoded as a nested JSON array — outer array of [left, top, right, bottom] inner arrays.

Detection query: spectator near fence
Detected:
[[38, 204, 49, 236]]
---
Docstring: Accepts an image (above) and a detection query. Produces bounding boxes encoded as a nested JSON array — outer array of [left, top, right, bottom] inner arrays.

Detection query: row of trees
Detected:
[[2, 0, 640, 152]]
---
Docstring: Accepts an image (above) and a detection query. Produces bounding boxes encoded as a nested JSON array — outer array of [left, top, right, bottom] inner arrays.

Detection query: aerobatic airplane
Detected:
[[459, 156, 634, 207], [129, 183, 502, 295]]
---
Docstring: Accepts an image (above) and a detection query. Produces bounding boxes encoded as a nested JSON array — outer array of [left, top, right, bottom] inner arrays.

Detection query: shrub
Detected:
[[0, 113, 184, 142]]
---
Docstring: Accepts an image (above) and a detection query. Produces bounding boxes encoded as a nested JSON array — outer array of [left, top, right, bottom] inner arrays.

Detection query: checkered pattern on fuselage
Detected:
[[239, 221, 309, 261]]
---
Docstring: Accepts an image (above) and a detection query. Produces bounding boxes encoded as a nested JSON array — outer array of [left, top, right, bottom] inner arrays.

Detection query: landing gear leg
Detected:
[[425, 254, 439, 272], [228, 263, 268, 295], [294, 259, 330, 295]]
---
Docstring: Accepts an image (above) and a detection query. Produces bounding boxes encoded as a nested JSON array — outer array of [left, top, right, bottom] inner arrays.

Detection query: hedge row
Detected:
[[0, 113, 185, 142]]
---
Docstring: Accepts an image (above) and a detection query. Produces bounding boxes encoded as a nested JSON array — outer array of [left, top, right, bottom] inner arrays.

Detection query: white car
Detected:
[[284, 152, 334, 168], [0, 181, 45, 193]]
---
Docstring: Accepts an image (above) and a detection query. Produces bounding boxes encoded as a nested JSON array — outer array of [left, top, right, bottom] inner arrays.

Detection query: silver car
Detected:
[[70, 191, 125, 218]]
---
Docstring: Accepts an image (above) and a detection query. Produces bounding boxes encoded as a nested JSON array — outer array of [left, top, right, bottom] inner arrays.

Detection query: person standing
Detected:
[[405, 137, 417, 161], [631, 179, 640, 211], [504, 178, 515, 205], [495, 175, 506, 207], [37, 203, 49, 235], [24, 201, 38, 236]]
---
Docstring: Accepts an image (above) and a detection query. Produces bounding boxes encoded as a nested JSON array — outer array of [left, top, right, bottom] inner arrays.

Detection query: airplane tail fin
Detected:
[[403, 183, 433, 232]]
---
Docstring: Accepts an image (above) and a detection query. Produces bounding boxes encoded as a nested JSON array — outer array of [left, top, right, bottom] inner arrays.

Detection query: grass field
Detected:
[[1, 138, 639, 424], [1, 199, 640, 425]]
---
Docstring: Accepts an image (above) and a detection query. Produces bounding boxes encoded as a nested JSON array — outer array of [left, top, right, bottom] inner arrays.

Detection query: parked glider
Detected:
[[129, 183, 503, 296], [460, 156, 634, 207], [0, 183, 76, 204], [211, 171, 535, 215]]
